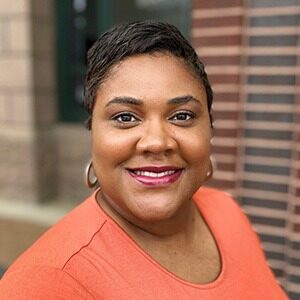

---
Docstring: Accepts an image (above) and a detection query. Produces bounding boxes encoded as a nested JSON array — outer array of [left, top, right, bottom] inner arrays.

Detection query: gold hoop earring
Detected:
[[206, 156, 216, 179], [85, 160, 98, 188]]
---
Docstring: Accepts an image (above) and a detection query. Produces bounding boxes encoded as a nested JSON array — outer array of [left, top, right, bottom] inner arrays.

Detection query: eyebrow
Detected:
[[167, 95, 201, 106], [105, 95, 202, 107], [105, 97, 143, 107]]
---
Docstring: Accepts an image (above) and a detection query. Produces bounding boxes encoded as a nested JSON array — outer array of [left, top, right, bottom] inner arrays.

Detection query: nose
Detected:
[[136, 119, 177, 155]]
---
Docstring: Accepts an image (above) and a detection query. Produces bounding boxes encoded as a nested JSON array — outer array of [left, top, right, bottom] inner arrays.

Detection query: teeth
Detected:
[[134, 170, 176, 177]]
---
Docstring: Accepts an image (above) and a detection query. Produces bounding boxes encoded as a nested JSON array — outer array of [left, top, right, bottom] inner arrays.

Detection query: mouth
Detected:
[[126, 166, 184, 186]]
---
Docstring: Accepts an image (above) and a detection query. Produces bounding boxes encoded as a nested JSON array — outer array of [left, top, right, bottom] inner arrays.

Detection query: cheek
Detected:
[[179, 130, 211, 164], [181, 133, 211, 188], [92, 128, 135, 169]]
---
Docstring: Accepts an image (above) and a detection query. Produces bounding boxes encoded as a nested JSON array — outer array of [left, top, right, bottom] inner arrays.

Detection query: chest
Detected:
[[150, 226, 222, 284]]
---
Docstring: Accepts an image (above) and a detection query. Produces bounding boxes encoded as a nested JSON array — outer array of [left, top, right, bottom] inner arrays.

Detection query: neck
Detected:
[[97, 190, 199, 240]]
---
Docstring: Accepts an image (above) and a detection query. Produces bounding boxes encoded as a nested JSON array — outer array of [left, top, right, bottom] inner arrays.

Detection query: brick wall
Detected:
[[0, 0, 58, 202], [0, 0, 59, 272], [192, 0, 244, 195], [0, 1, 32, 126], [287, 54, 300, 298], [192, 0, 300, 298]]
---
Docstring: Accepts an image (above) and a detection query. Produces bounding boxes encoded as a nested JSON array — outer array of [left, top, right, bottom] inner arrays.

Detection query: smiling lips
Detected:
[[127, 166, 183, 186]]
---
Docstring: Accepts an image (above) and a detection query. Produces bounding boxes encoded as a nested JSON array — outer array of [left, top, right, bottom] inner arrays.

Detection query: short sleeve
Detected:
[[0, 265, 96, 300]]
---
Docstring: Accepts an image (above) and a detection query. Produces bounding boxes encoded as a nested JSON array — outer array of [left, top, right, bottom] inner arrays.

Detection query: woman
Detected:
[[0, 21, 287, 299]]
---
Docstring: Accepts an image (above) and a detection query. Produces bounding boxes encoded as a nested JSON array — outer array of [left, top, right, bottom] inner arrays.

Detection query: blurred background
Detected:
[[0, 0, 299, 298]]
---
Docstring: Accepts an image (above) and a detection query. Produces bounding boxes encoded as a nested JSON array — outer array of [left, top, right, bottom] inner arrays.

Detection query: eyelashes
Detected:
[[111, 110, 196, 128], [169, 111, 195, 122], [112, 113, 140, 123], [111, 112, 141, 128]]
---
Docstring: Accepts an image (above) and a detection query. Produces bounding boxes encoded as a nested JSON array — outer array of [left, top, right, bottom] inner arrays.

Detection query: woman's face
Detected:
[[92, 53, 211, 224]]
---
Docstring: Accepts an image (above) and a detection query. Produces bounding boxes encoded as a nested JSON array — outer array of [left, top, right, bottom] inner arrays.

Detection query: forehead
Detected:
[[106, 53, 199, 85], [97, 53, 206, 104]]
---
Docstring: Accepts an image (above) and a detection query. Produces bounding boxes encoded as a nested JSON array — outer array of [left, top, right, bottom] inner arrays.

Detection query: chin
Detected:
[[131, 199, 181, 223], [136, 210, 173, 223]]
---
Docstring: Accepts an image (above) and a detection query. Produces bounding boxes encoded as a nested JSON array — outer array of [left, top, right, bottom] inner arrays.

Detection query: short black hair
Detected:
[[84, 20, 213, 129]]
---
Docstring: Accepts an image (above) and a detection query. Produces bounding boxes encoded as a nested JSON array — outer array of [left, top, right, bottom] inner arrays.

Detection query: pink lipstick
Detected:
[[127, 166, 183, 186]]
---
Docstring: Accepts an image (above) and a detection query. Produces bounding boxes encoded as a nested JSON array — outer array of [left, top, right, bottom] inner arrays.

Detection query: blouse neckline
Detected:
[[91, 187, 226, 289]]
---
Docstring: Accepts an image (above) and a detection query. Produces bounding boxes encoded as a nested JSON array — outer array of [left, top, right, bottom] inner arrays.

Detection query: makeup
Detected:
[[127, 166, 183, 186]]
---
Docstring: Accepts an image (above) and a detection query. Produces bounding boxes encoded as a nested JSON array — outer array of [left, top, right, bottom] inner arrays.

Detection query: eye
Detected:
[[112, 112, 140, 125], [169, 111, 195, 123]]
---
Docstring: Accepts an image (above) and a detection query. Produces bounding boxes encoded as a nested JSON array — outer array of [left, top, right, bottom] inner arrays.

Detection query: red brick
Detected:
[[293, 223, 300, 233], [294, 206, 300, 214], [193, 35, 242, 47], [210, 74, 240, 84], [216, 161, 237, 172], [200, 55, 241, 66], [213, 128, 239, 138], [213, 93, 240, 102], [213, 110, 239, 120], [193, 0, 243, 9], [212, 145, 238, 155], [192, 16, 243, 28], [207, 178, 236, 189]]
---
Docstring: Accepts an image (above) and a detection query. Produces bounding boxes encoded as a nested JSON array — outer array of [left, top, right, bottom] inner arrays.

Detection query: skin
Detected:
[[91, 53, 220, 283]]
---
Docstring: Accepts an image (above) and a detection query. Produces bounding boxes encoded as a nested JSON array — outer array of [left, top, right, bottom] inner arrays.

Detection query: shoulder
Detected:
[[193, 186, 241, 214], [193, 187, 257, 237], [3, 190, 107, 275], [0, 265, 96, 299], [194, 187, 264, 253]]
